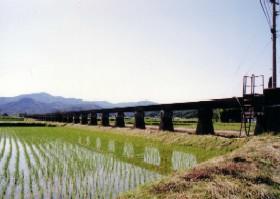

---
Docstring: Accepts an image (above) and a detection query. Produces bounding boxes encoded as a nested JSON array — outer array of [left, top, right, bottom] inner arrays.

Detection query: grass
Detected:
[[107, 117, 254, 132], [0, 116, 24, 121], [119, 134, 280, 199], [174, 122, 255, 131]]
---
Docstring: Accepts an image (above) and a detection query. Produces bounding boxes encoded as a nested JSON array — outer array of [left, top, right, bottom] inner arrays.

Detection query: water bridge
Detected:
[[28, 88, 280, 135]]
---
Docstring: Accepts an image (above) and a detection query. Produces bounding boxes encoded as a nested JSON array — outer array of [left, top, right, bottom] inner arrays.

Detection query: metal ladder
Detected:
[[240, 75, 264, 136]]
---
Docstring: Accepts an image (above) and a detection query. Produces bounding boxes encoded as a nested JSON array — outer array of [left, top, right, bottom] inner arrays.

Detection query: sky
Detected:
[[0, 0, 277, 103]]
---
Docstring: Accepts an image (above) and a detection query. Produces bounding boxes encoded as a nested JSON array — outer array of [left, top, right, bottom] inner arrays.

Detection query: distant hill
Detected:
[[0, 98, 56, 115], [0, 92, 156, 115]]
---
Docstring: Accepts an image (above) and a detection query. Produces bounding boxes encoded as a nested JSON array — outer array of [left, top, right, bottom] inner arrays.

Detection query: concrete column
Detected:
[[54, 115, 58, 122], [159, 110, 174, 131], [115, 112, 125, 127], [134, 110, 145, 129], [263, 88, 280, 133], [55, 114, 62, 122], [101, 112, 110, 126], [58, 114, 64, 122], [264, 106, 280, 132], [62, 115, 68, 123], [66, 115, 73, 123], [48, 116, 52, 122], [254, 112, 266, 135], [73, 114, 79, 124], [88, 113, 98, 125], [196, 108, 214, 135], [80, 114, 88, 125]]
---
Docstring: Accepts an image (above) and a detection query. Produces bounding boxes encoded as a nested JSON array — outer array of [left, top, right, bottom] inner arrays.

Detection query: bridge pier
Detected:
[[196, 108, 214, 135], [264, 106, 280, 132], [55, 114, 63, 122], [134, 110, 145, 129], [73, 114, 80, 124], [59, 114, 64, 122], [159, 110, 174, 131], [62, 115, 68, 123], [66, 115, 72, 123], [254, 113, 266, 135], [45, 116, 50, 121], [263, 88, 280, 133], [101, 112, 110, 126], [115, 112, 125, 127], [79, 114, 88, 125], [88, 113, 98, 125], [50, 115, 54, 122]]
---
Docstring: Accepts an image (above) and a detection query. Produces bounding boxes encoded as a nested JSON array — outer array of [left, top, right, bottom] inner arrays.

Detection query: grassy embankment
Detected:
[[120, 134, 280, 199]]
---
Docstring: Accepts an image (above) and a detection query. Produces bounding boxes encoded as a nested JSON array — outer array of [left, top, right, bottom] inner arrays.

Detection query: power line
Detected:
[[260, 0, 272, 29], [260, 0, 278, 88], [271, 0, 278, 88]]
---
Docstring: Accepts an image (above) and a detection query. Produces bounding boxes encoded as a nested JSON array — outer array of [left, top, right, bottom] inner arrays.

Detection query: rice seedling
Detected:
[[21, 140, 34, 198], [3, 136, 12, 179], [0, 169, 11, 198], [0, 135, 6, 161], [20, 171, 24, 199], [14, 138, 20, 185]]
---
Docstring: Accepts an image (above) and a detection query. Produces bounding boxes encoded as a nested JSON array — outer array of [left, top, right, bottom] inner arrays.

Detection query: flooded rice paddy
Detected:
[[0, 127, 220, 198]]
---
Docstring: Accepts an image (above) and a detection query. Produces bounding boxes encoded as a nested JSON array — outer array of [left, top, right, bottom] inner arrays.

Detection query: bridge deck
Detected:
[[48, 97, 247, 116]]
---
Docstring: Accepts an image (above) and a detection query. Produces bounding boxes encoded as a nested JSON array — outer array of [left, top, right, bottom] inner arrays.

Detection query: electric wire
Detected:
[[264, 0, 272, 19], [260, 0, 272, 29], [223, 1, 276, 98], [227, 39, 271, 99], [267, 0, 273, 16]]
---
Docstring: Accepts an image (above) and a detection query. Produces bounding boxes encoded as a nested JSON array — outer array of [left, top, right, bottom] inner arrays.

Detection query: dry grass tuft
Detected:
[[182, 161, 250, 182], [151, 181, 189, 194]]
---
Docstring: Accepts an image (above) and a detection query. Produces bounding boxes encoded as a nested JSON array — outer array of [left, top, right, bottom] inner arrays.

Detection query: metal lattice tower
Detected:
[[240, 75, 264, 136]]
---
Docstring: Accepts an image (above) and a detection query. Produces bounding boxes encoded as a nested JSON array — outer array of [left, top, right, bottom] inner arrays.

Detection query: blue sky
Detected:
[[0, 0, 277, 103]]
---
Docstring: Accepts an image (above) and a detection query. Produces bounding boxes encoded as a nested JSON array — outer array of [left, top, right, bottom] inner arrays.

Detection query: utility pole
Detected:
[[271, 0, 278, 88]]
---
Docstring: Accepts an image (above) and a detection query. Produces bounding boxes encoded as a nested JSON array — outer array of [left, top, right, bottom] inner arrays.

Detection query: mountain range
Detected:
[[0, 93, 156, 115]]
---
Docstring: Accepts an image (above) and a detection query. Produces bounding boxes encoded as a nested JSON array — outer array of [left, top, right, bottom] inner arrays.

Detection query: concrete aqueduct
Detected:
[[29, 88, 280, 135]]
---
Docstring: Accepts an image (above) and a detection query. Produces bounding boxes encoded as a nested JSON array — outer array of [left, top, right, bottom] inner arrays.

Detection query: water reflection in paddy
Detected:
[[144, 147, 161, 166], [108, 140, 115, 152], [172, 151, 197, 170]]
